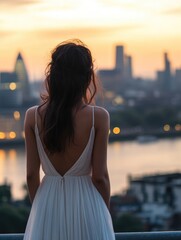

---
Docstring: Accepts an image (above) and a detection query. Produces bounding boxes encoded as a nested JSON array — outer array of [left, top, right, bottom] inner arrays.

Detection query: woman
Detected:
[[24, 39, 115, 240]]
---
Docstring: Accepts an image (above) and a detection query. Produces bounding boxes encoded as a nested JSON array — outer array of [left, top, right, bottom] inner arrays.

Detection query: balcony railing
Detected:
[[0, 232, 181, 239]]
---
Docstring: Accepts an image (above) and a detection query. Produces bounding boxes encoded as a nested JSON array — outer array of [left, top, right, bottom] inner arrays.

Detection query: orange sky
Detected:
[[0, 0, 180, 80]]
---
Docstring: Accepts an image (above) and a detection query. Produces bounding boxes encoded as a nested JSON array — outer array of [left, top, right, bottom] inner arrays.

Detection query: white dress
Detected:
[[23, 106, 115, 240]]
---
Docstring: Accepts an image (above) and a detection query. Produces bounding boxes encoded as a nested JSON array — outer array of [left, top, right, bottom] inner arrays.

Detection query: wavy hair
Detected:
[[41, 39, 97, 153]]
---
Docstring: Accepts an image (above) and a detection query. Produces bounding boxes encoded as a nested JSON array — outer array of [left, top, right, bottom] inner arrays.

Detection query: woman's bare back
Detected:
[[36, 104, 94, 176]]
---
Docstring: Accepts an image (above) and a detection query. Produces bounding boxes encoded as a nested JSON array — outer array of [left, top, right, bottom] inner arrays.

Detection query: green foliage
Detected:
[[110, 106, 181, 129], [113, 213, 144, 232], [22, 183, 31, 206], [144, 110, 165, 127], [144, 108, 179, 127], [110, 109, 143, 128], [0, 204, 30, 233], [0, 184, 12, 204]]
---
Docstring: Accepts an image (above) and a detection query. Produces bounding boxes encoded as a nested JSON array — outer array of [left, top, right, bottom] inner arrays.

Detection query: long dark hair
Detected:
[[41, 39, 97, 153]]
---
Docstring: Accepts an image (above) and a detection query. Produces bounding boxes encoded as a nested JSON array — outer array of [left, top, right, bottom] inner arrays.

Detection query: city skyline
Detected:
[[0, 0, 180, 80], [0, 46, 180, 83]]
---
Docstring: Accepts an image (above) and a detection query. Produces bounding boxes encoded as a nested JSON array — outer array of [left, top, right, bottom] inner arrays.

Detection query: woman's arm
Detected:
[[91, 107, 111, 209], [24, 107, 40, 203]]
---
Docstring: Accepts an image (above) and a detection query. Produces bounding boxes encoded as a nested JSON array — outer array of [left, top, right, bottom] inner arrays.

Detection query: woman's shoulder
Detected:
[[25, 105, 38, 118], [93, 105, 110, 128], [94, 105, 109, 119], [24, 105, 39, 126]]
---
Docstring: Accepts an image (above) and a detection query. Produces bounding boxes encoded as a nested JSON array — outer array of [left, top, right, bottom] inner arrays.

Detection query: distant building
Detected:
[[156, 70, 164, 90], [0, 52, 39, 143], [124, 55, 133, 82], [14, 53, 31, 103], [115, 46, 124, 75], [0, 52, 37, 108], [97, 69, 121, 92], [129, 172, 181, 210], [0, 72, 22, 107], [175, 68, 181, 89], [125, 172, 181, 230], [156, 52, 172, 91], [156, 70, 164, 82], [98, 45, 133, 94], [163, 53, 172, 90]]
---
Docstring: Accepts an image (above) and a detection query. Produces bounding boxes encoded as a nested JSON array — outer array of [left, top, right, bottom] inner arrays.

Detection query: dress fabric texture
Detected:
[[23, 106, 115, 240]]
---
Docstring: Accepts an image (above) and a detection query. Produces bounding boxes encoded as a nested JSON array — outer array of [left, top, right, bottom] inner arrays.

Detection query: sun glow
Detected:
[[0, 0, 180, 80]]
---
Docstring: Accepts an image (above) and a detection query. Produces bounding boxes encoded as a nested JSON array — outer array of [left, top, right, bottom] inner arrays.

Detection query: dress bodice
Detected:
[[34, 106, 95, 178]]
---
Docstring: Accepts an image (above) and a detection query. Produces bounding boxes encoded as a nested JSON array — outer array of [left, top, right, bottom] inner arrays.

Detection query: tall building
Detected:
[[0, 52, 36, 108], [156, 70, 164, 90], [175, 68, 181, 89], [156, 52, 172, 92], [115, 46, 124, 75], [0, 53, 39, 143], [14, 53, 31, 103], [163, 52, 171, 90], [98, 44, 134, 97], [0, 72, 22, 107], [124, 55, 133, 82]]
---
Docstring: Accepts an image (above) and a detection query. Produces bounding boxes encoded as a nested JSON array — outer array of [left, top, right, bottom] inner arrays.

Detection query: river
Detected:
[[0, 137, 181, 199]]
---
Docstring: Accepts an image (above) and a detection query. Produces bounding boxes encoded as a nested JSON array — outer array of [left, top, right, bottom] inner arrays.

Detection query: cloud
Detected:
[[99, 0, 138, 9], [31, 25, 142, 38], [163, 7, 181, 15], [0, 0, 39, 6], [0, 30, 15, 37], [0, 24, 143, 44]]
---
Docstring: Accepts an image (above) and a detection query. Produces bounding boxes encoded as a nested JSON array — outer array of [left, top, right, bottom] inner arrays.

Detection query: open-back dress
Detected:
[[23, 106, 115, 240]]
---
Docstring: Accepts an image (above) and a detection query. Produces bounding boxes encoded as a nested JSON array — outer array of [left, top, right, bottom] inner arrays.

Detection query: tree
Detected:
[[0, 204, 29, 233], [113, 213, 144, 232], [0, 183, 12, 204]]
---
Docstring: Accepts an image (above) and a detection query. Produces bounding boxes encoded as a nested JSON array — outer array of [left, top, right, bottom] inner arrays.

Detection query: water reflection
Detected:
[[108, 138, 181, 195], [1, 138, 181, 199], [0, 147, 26, 199]]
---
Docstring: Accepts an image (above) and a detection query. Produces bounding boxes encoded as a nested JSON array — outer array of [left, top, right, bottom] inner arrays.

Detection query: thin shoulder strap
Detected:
[[35, 106, 38, 126], [92, 106, 94, 127]]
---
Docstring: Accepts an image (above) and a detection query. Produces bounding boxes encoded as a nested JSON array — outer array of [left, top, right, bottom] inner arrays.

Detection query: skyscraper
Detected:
[[175, 68, 181, 89], [115, 46, 124, 76], [124, 55, 133, 82], [0, 72, 22, 107], [98, 44, 135, 96], [163, 52, 171, 91], [14, 53, 31, 103]]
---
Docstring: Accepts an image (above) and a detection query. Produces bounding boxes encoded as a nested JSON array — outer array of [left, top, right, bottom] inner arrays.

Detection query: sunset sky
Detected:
[[0, 0, 180, 80]]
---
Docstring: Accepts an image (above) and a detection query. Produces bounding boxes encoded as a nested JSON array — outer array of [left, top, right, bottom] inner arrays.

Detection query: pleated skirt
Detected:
[[24, 175, 115, 240]]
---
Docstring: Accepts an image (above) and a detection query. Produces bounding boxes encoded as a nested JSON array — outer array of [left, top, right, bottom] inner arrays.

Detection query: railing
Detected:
[[1, 232, 181, 239]]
